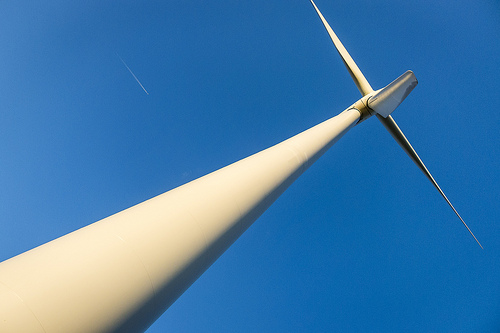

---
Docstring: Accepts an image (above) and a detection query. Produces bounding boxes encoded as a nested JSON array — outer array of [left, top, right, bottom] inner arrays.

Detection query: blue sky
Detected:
[[1, 1, 499, 332]]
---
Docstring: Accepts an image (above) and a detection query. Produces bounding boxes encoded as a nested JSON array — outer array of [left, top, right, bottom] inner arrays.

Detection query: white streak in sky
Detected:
[[117, 55, 149, 95]]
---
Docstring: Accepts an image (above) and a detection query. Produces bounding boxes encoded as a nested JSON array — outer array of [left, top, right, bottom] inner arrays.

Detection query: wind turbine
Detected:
[[0, 1, 481, 333], [308, 0, 482, 249]]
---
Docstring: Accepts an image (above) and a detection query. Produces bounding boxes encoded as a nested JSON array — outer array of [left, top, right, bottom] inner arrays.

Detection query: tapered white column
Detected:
[[0, 108, 360, 333]]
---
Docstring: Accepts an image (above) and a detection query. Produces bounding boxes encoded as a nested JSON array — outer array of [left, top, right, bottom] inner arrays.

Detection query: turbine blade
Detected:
[[309, 0, 373, 96], [377, 114, 483, 248]]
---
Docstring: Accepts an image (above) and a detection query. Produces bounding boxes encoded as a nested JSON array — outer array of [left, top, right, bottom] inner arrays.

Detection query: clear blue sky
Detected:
[[1, 1, 499, 332]]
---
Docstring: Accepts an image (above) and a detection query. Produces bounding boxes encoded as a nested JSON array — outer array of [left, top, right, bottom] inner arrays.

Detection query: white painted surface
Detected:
[[0, 109, 360, 333]]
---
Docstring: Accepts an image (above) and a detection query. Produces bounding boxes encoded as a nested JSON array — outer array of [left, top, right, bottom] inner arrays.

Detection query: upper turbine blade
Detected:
[[309, 0, 373, 96], [377, 114, 483, 249]]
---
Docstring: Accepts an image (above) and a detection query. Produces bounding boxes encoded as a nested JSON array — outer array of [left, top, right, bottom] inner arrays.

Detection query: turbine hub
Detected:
[[349, 94, 376, 124]]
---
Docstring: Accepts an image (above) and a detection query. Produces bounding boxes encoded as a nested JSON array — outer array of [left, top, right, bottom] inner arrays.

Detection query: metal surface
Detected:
[[0, 109, 360, 332], [367, 71, 418, 118]]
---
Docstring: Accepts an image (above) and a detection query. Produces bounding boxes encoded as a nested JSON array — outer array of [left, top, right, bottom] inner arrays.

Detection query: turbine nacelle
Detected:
[[348, 70, 418, 123], [367, 70, 418, 118]]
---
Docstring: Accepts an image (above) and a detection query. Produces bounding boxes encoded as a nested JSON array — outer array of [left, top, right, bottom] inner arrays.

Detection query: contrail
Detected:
[[117, 54, 149, 95]]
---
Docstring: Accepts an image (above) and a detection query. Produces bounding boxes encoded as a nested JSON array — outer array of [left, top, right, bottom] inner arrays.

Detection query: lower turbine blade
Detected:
[[377, 114, 483, 249]]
